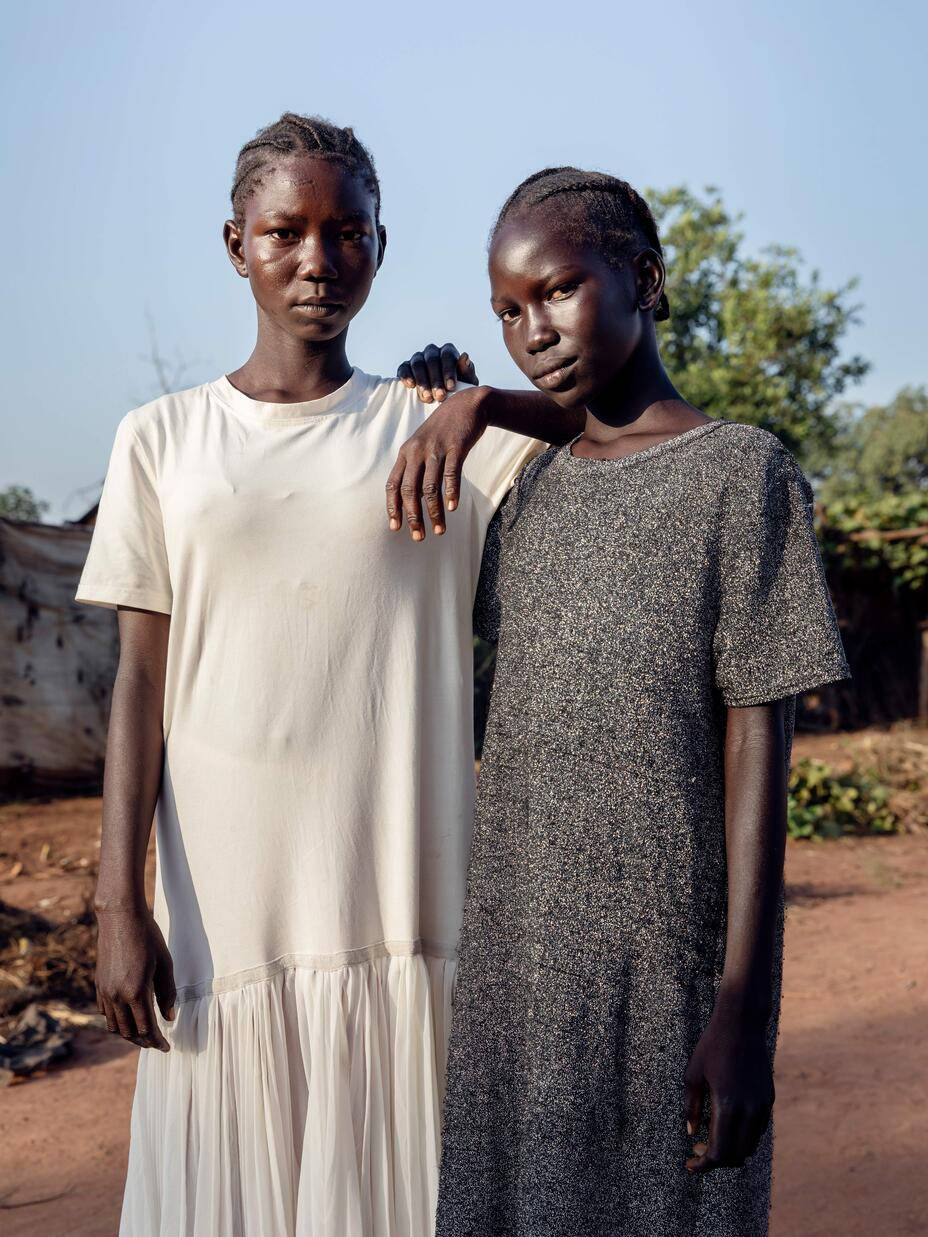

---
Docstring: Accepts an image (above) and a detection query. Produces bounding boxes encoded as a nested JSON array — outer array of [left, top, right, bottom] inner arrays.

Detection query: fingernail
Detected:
[[389, 518, 400, 531], [418, 387, 430, 401], [413, 530, 424, 542], [447, 499, 457, 511], [433, 388, 445, 401], [167, 1005, 176, 1021], [434, 524, 444, 535], [686, 1121, 693, 1136], [445, 378, 455, 390]]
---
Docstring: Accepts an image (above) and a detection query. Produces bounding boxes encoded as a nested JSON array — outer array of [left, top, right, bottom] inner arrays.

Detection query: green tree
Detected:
[[650, 186, 869, 459], [0, 485, 49, 522], [815, 386, 928, 503]]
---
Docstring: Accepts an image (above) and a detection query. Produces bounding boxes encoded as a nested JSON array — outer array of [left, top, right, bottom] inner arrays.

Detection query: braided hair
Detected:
[[492, 167, 669, 320], [231, 113, 381, 226]]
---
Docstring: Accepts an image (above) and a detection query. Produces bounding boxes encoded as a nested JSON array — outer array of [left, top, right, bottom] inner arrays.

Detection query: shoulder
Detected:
[[362, 372, 420, 413], [708, 421, 812, 496], [704, 422, 816, 530], [708, 420, 800, 470], [122, 381, 216, 440], [498, 443, 560, 524], [517, 442, 561, 493]]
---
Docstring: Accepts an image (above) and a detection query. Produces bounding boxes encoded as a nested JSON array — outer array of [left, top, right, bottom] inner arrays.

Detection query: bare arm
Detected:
[[389, 342, 583, 540], [684, 699, 787, 1172], [94, 606, 176, 1051]]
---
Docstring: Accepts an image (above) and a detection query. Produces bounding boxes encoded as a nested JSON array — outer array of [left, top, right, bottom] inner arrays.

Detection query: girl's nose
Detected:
[[524, 309, 559, 354], [296, 236, 339, 282]]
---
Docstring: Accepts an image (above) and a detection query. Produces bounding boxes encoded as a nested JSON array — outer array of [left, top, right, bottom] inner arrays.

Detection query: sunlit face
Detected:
[[224, 154, 385, 342], [489, 211, 643, 409]]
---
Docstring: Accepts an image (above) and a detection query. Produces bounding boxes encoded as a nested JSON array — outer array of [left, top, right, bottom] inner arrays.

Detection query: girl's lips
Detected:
[[293, 302, 344, 317], [534, 359, 577, 390]]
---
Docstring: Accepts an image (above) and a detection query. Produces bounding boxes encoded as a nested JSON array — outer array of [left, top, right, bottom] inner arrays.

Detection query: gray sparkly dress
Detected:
[[436, 422, 849, 1237]]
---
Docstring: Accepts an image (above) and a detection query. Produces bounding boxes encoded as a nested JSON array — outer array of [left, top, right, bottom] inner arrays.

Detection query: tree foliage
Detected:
[[0, 485, 49, 522], [650, 186, 869, 460], [818, 490, 928, 598], [815, 386, 928, 504]]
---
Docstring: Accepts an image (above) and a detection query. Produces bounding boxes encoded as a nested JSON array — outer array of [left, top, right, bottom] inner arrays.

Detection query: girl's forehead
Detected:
[[490, 215, 594, 280], [250, 155, 374, 217]]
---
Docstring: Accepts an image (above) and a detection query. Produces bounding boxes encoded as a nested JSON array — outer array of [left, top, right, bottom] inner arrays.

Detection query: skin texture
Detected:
[[223, 154, 386, 403], [385, 363, 581, 540], [413, 205, 788, 1173], [94, 608, 174, 1052]]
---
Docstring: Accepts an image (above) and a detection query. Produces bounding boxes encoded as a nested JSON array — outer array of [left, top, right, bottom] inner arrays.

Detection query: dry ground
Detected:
[[1, 739, 926, 1236]]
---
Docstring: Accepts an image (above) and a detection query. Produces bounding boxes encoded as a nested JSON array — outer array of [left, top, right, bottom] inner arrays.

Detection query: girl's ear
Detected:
[[376, 224, 387, 271], [223, 219, 249, 279], [634, 248, 666, 318]]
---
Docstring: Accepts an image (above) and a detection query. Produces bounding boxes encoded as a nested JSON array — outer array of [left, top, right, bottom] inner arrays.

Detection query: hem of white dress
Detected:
[[175, 937, 458, 1003]]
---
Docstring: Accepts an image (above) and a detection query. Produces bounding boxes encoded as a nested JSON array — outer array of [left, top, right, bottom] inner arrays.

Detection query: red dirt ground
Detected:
[[1, 778, 926, 1236]]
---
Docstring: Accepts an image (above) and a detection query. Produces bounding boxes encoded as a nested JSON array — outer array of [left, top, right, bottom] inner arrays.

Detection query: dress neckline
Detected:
[[562, 420, 724, 469], [210, 369, 370, 424]]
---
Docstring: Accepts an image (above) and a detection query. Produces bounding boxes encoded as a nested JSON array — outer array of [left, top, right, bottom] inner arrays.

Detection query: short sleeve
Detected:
[[75, 415, 172, 614], [712, 440, 849, 707]]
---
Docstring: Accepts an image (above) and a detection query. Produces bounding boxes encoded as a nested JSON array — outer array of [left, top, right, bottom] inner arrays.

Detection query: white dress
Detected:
[[76, 370, 540, 1236]]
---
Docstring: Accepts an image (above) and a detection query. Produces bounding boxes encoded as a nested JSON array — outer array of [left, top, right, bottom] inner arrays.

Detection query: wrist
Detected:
[[93, 887, 149, 918], [712, 985, 772, 1031], [467, 384, 496, 429]]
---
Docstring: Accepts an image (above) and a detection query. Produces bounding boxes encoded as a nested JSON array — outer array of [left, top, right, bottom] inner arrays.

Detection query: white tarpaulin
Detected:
[[1, 517, 117, 793]]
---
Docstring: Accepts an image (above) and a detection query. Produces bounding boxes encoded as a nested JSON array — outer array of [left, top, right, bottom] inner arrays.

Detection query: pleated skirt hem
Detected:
[[119, 953, 455, 1237]]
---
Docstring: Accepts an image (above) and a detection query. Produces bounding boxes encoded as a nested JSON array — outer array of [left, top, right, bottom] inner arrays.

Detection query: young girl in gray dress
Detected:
[[429, 170, 850, 1236]]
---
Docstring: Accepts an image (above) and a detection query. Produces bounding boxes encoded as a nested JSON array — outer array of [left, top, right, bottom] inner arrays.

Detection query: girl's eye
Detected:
[[340, 229, 364, 242], [497, 307, 519, 323], [269, 228, 297, 241], [549, 282, 579, 301]]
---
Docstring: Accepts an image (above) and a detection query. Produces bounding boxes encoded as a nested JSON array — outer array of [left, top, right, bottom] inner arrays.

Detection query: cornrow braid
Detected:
[[493, 167, 670, 320], [231, 112, 381, 226]]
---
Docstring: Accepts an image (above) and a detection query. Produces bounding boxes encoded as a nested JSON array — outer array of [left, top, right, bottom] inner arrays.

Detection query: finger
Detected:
[[686, 1140, 717, 1173], [684, 1076, 704, 1138], [153, 952, 177, 1023], [385, 456, 406, 530], [112, 998, 139, 1044], [400, 459, 426, 541], [705, 1097, 739, 1168], [409, 355, 433, 403], [396, 360, 415, 387], [440, 343, 460, 391], [130, 992, 170, 1052], [101, 995, 118, 1036], [688, 1091, 730, 1174], [457, 351, 478, 386], [726, 1109, 753, 1167], [422, 453, 446, 534], [422, 343, 446, 402], [443, 451, 463, 513]]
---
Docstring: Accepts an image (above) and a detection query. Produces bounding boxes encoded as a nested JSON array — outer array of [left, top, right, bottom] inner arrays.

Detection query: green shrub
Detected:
[[787, 758, 898, 839]]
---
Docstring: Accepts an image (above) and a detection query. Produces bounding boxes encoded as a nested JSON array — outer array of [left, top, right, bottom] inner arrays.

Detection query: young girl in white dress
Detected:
[[78, 113, 562, 1236]]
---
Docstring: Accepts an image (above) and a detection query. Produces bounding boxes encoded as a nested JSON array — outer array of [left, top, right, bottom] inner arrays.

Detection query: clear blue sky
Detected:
[[2, 0, 926, 519]]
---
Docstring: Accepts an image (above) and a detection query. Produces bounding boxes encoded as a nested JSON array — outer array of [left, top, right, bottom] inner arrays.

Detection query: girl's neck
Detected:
[[582, 331, 700, 447], [229, 319, 354, 404]]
